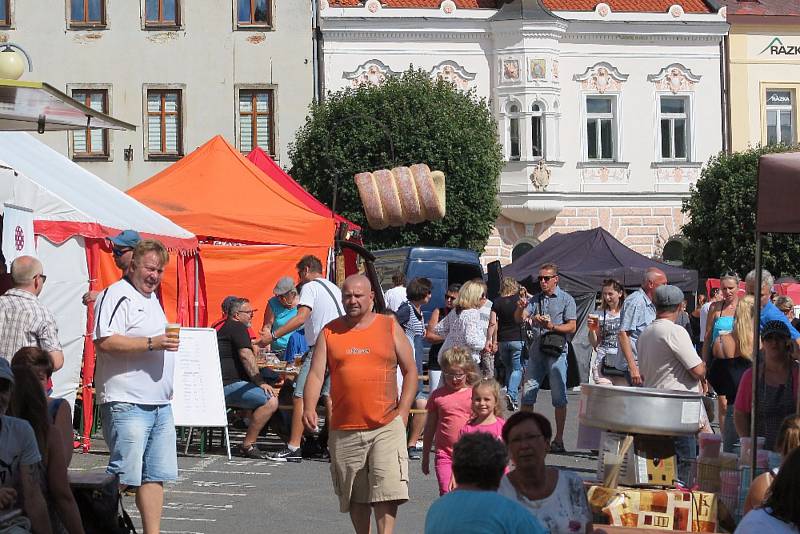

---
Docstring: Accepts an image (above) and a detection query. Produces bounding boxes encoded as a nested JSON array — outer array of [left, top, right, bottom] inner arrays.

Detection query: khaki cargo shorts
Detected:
[[328, 416, 410, 513]]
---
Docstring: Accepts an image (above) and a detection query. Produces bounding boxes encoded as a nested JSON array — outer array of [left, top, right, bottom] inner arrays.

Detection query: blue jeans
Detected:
[[498, 341, 524, 404], [522, 349, 568, 408], [674, 435, 697, 484], [101, 402, 178, 487], [294, 348, 330, 399], [224, 381, 273, 410]]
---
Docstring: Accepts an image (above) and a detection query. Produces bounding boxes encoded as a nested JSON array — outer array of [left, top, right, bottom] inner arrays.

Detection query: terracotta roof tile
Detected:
[[726, 0, 800, 17], [541, 0, 712, 13], [329, 0, 713, 12]]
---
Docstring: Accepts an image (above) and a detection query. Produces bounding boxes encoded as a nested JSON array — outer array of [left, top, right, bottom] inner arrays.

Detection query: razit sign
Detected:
[[760, 37, 800, 56]]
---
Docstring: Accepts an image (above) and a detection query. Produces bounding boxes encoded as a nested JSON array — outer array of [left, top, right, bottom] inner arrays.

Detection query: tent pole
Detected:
[[750, 233, 762, 483], [193, 253, 199, 327]]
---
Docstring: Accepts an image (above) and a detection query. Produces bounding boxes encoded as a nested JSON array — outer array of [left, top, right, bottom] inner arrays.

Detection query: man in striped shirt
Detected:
[[0, 255, 63, 369]]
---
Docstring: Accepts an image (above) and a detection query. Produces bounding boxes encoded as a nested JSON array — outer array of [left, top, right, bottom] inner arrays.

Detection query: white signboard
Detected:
[[2, 203, 35, 269], [171, 328, 228, 429]]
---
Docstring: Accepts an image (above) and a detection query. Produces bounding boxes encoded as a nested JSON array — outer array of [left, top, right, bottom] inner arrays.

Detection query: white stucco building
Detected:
[[3, 0, 314, 189], [321, 0, 728, 265]]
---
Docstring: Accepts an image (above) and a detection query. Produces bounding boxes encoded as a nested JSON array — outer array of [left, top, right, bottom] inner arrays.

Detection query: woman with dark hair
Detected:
[[425, 283, 461, 386], [11, 347, 73, 467], [735, 320, 798, 451], [588, 279, 626, 386], [736, 447, 800, 533], [498, 412, 593, 534], [9, 365, 84, 534]]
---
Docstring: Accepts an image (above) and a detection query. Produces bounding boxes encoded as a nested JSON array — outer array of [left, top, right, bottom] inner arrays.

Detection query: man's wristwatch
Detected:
[[147, 337, 153, 351]]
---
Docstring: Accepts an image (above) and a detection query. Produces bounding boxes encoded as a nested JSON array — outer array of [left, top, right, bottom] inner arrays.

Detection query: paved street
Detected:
[[69, 390, 596, 534]]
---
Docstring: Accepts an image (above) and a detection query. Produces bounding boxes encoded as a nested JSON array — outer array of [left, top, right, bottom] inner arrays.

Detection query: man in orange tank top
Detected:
[[303, 274, 418, 534]]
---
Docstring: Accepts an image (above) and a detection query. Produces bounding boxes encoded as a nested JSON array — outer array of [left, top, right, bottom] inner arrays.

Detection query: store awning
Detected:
[[0, 79, 136, 132]]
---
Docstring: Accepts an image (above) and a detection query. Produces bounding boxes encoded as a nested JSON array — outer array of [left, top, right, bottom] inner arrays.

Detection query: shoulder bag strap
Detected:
[[312, 279, 344, 317]]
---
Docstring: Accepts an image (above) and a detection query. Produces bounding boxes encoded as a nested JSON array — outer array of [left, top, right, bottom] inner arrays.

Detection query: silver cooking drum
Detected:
[[579, 384, 704, 436]]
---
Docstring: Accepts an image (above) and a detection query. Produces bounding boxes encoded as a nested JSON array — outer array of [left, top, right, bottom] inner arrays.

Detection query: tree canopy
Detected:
[[288, 68, 503, 253], [682, 144, 800, 278]]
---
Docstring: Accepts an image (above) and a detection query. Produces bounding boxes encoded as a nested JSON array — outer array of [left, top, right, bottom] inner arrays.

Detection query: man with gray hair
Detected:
[[618, 267, 667, 386], [0, 255, 63, 369], [745, 268, 800, 347]]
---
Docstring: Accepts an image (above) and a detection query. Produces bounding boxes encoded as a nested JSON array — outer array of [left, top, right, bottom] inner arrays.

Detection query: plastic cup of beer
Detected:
[[588, 313, 599, 331], [293, 354, 303, 368], [166, 323, 181, 341]]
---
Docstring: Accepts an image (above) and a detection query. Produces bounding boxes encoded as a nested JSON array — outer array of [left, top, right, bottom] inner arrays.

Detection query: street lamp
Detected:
[[0, 43, 32, 80]]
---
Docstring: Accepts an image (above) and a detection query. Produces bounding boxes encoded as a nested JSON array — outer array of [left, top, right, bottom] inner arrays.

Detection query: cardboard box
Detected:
[[587, 485, 719, 532], [598, 431, 677, 486]]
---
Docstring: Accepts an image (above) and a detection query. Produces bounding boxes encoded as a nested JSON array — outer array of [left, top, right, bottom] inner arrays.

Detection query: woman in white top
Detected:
[[435, 280, 488, 367], [736, 446, 800, 534], [498, 411, 594, 534], [588, 279, 626, 386]]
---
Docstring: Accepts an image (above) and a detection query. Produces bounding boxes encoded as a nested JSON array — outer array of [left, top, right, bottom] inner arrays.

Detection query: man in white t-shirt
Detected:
[[262, 254, 342, 462], [638, 284, 706, 483], [384, 272, 407, 313], [93, 240, 180, 534]]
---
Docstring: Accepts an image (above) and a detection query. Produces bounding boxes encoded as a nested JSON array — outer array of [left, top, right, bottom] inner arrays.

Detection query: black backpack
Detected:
[[70, 472, 136, 534]]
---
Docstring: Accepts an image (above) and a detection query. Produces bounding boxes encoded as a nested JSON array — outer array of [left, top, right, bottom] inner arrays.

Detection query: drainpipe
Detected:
[[311, 0, 324, 103], [720, 34, 732, 154]]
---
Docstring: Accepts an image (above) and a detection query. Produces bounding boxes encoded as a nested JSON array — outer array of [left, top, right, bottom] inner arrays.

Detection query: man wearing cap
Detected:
[[218, 297, 279, 459], [0, 359, 52, 534], [0, 255, 64, 370], [618, 267, 667, 386], [261, 276, 300, 356], [638, 284, 707, 482], [263, 255, 343, 463], [82, 229, 141, 305]]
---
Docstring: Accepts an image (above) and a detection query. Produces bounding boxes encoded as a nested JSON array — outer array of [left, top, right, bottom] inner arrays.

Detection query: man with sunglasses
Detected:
[[82, 229, 141, 305], [218, 297, 278, 459], [0, 255, 63, 370], [514, 262, 576, 453]]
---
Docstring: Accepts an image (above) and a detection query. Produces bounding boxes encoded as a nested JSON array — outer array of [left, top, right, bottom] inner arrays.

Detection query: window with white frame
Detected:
[[531, 102, 543, 158], [659, 96, 689, 160], [145, 88, 183, 158], [766, 90, 794, 146], [586, 96, 615, 160], [71, 88, 109, 159], [238, 88, 274, 155], [507, 102, 520, 161]]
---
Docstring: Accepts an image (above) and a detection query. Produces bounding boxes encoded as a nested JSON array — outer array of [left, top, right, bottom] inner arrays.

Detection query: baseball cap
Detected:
[[108, 230, 141, 249], [0, 358, 14, 384], [274, 276, 296, 296], [654, 284, 684, 307], [762, 320, 791, 339]]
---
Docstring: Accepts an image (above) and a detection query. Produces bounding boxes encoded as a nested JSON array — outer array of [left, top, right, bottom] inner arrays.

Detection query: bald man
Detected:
[[303, 275, 417, 534], [0, 256, 63, 369], [618, 267, 667, 386]]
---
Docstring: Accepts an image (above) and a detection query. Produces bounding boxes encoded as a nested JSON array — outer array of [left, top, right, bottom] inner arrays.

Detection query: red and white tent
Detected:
[[0, 131, 197, 450]]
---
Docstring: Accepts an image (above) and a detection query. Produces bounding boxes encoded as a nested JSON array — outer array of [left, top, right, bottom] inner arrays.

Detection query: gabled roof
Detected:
[[128, 135, 336, 247], [328, 0, 714, 12], [0, 132, 197, 252]]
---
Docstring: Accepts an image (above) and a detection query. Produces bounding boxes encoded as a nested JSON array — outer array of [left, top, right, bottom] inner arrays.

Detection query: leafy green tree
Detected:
[[288, 68, 503, 252], [682, 144, 800, 278]]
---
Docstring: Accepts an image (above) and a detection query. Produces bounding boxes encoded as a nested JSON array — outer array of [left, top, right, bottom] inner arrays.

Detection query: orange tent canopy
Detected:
[[128, 135, 335, 247]]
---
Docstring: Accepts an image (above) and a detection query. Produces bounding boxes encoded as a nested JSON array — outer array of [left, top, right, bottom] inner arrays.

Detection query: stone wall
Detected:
[[481, 206, 688, 267]]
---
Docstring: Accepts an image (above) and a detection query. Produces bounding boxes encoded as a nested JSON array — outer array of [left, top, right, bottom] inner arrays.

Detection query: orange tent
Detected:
[[128, 135, 336, 325]]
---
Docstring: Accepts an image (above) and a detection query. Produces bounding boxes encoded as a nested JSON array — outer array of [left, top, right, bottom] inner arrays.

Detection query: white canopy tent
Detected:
[[0, 132, 197, 422]]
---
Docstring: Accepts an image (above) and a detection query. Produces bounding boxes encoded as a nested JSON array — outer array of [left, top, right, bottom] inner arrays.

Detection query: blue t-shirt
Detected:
[[761, 301, 800, 340], [619, 287, 656, 367], [424, 489, 548, 534]]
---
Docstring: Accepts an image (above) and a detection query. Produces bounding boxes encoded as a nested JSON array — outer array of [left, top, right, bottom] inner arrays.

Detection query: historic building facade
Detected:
[[4, 0, 314, 189], [322, 0, 728, 265], [726, 0, 800, 152]]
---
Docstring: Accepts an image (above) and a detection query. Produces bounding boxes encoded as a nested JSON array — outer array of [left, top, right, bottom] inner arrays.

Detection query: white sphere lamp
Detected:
[[0, 43, 32, 80]]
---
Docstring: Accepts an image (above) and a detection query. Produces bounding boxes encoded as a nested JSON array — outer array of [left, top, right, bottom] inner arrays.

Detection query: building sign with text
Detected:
[[757, 37, 800, 58]]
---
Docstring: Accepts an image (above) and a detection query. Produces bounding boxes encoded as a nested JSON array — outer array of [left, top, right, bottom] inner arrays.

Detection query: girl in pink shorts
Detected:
[[421, 346, 478, 495]]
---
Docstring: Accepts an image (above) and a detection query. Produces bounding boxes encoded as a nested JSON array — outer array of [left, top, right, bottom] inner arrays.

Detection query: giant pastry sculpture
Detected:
[[354, 164, 446, 229]]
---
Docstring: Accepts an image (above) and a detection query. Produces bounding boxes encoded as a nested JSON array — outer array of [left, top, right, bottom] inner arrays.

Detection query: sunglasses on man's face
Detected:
[[113, 247, 133, 258], [538, 275, 556, 282]]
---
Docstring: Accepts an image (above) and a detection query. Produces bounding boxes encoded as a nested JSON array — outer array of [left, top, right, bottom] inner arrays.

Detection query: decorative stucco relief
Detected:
[[647, 64, 701, 94], [580, 166, 629, 184], [343, 59, 400, 87], [573, 62, 629, 94], [440, 0, 456, 15], [430, 61, 476, 90], [655, 166, 700, 184]]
